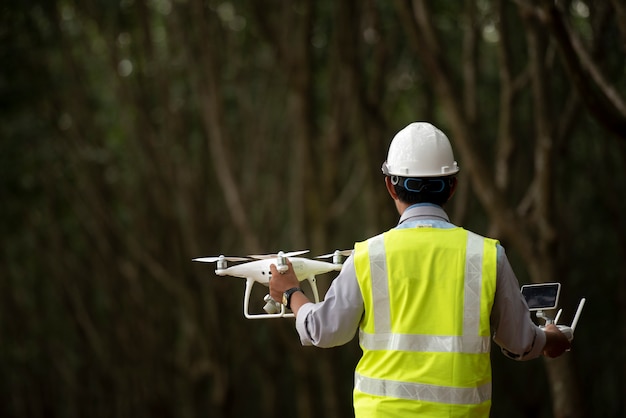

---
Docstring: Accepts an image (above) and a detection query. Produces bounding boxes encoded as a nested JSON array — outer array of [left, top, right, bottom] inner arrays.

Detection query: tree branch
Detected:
[[190, 0, 261, 253], [534, 2, 626, 139], [397, 0, 536, 265]]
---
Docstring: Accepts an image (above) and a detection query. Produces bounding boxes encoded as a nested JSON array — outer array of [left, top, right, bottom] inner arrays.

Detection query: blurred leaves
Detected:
[[1, 0, 625, 417]]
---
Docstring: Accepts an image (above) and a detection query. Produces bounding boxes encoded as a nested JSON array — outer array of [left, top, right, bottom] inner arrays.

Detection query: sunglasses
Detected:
[[391, 176, 446, 193]]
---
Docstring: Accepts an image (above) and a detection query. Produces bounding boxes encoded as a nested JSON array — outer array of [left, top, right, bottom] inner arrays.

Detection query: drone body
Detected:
[[215, 257, 342, 284], [193, 250, 351, 319]]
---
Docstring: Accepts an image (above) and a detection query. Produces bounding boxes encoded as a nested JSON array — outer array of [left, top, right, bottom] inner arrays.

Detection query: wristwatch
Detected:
[[282, 287, 302, 310]]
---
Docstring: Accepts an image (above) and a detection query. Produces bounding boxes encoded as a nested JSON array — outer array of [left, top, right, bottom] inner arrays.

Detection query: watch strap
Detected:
[[283, 287, 302, 310]]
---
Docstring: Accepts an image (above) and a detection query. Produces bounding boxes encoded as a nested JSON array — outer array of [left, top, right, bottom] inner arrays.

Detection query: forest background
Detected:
[[2, 0, 626, 417]]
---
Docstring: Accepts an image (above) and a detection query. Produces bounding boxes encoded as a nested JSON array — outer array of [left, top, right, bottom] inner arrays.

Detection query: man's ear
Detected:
[[385, 176, 399, 200], [448, 177, 458, 200]]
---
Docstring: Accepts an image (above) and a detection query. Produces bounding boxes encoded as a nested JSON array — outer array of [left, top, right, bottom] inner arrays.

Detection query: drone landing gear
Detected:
[[243, 276, 320, 319]]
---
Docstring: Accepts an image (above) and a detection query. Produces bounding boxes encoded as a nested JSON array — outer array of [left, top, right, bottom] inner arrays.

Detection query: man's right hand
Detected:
[[543, 324, 572, 358]]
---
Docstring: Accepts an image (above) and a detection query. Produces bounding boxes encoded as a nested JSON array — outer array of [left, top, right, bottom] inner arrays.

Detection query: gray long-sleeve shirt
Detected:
[[295, 204, 546, 360]]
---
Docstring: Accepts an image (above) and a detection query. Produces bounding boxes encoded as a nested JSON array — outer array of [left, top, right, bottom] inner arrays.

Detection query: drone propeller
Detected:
[[316, 249, 353, 265], [192, 255, 250, 263], [316, 249, 353, 259], [248, 250, 310, 260]]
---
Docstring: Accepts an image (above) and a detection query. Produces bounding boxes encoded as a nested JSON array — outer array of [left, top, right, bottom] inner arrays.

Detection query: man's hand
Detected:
[[268, 259, 300, 303], [269, 259, 312, 316], [543, 324, 572, 358]]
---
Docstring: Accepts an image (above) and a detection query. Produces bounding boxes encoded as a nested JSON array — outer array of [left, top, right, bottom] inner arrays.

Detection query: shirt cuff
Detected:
[[501, 325, 547, 360], [295, 302, 316, 346], [527, 326, 547, 359]]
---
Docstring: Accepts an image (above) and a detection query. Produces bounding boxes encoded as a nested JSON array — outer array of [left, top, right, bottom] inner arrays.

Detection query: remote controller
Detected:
[[521, 283, 585, 342]]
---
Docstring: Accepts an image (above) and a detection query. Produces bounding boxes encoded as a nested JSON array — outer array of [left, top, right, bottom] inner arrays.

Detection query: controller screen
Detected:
[[521, 283, 560, 311]]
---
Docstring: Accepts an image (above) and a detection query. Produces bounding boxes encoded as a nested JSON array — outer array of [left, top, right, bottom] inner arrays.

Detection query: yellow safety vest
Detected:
[[353, 227, 498, 418]]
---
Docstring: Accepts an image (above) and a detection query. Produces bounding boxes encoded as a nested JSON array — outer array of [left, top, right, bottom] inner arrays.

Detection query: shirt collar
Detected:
[[398, 203, 451, 226]]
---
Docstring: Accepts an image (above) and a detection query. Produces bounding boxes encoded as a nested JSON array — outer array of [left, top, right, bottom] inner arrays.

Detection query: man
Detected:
[[269, 122, 571, 417]]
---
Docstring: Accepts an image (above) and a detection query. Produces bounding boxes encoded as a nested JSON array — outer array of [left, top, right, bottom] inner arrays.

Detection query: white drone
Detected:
[[193, 249, 352, 319]]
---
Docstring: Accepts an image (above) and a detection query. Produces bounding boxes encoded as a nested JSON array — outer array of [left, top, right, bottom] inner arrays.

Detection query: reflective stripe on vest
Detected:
[[355, 373, 491, 405], [358, 331, 490, 353], [353, 227, 498, 414]]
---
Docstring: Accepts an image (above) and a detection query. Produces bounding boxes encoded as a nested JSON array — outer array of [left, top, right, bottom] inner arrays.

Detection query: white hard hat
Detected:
[[382, 122, 459, 177]]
